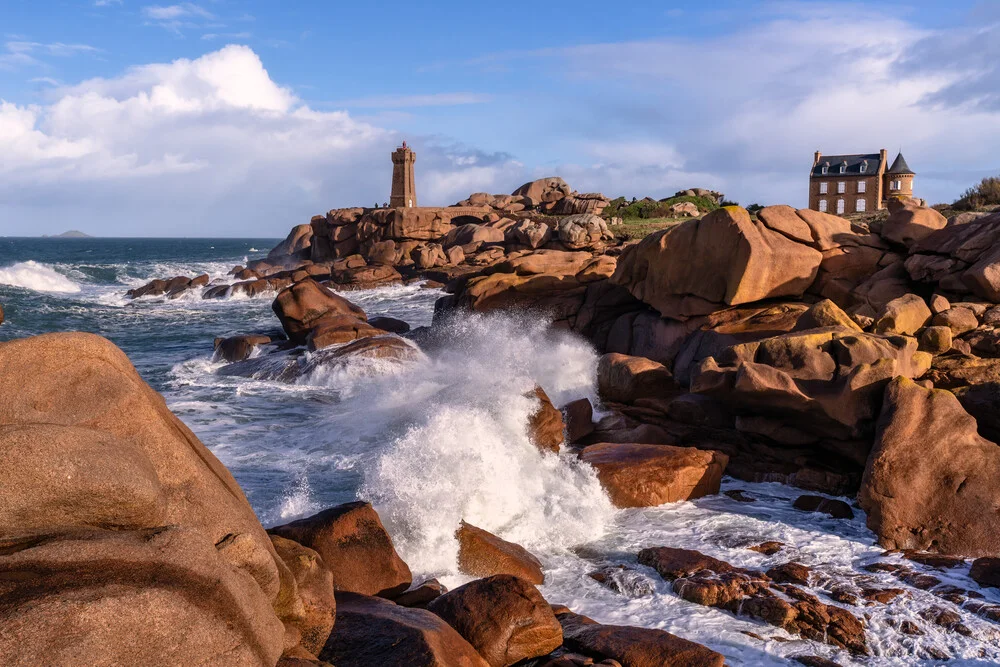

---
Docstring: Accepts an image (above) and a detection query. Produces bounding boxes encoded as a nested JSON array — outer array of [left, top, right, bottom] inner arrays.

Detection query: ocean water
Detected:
[[2, 237, 999, 666]]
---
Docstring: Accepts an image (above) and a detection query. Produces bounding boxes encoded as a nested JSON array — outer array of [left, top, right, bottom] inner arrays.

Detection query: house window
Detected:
[[860, 162, 867, 173], [819, 182, 828, 194], [818, 199, 828, 212], [837, 199, 845, 214], [857, 198, 866, 212], [837, 182, 846, 194], [890, 179, 902, 191], [858, 180, 866, 193], [822, 166, 828, 175], [840, 165, 846, 174]]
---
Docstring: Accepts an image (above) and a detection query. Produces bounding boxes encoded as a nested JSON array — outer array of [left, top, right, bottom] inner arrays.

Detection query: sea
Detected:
[[1, 236, 998, 666]]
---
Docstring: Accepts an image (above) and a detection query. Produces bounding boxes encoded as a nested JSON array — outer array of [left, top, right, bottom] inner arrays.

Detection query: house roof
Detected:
[[888, 152, 914, 175], [811, 153, 883, 178]]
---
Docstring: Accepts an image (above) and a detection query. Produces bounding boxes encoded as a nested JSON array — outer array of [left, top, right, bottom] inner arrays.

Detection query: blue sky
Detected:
[[1, 0, 998, 236]]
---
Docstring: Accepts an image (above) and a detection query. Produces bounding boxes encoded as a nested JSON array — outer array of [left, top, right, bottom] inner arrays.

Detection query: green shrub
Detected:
[[605, 195, 718, 220], [954, 175, 1000, 210]]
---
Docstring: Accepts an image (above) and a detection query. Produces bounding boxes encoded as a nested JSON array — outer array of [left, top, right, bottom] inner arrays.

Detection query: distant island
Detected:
[[43, 230, 93, 238]]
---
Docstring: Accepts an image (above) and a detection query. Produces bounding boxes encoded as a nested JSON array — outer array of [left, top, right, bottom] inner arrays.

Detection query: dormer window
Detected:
[[860, 161, 867, 173], [821, 165, 828, 175], [839, 164, 846, 174]]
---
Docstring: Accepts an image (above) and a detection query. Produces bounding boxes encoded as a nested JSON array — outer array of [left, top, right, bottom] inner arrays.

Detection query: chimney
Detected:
[[813, 150, 821, 166], [880, 148, 887, 167]]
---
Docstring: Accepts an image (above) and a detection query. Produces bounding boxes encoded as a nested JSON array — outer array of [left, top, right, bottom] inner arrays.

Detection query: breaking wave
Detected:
[[0, 261, 81, 293]]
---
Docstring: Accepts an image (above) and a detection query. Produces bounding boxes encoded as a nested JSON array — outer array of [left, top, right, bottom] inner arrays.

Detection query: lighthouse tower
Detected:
[[390, 141, 417, 208]]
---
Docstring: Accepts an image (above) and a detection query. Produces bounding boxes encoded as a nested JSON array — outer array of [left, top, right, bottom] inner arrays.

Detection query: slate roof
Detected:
[[811, 153, 883, 178], [888, 152, 914, 174]]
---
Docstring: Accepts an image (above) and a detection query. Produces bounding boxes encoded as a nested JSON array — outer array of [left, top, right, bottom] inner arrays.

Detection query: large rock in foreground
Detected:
[[579, 443, 728, 508], [321, 592, 488, 666], [859, 377, 1000, 557], [0, 333, 286, 666], [269, 501, 412, 597], [610, 206, 823, 319]]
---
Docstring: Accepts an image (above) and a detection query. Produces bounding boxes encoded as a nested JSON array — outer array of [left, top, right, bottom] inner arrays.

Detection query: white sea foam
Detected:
[[0, 261, 81, 293]]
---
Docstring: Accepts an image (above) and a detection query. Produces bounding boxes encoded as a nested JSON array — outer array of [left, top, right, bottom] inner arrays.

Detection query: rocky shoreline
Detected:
[[4, 178, 1000, 664]]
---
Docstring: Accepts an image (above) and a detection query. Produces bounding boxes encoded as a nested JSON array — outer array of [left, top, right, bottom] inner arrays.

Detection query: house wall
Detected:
[[808, 174, 880, 214]]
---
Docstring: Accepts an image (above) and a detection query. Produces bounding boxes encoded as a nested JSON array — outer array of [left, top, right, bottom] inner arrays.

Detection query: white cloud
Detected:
[[0, 45, 521, 236], [0, 41, 100, 70], [142, 3, 212, 21]]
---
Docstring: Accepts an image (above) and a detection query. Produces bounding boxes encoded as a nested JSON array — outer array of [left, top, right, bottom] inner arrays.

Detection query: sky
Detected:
[[0, 0, 998, 237]]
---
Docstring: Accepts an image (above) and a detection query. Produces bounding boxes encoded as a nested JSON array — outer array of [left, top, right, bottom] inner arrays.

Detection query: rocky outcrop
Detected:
[[271, 278, 368, 344], [881, 198, 947, 247], [456, 522, 545, 585], [269, 224, 315, 263], [270, 534, 336, 656], [269, 501, 413, 598], [905, 211, 1000, 301], [579, 443, 728, 508], [127, 273, 211, 299], [321, 592, 489, 666], [0, 333, 289, 665], [427, 575, 562, 667], [859, 377, 1000, 557], [214, 334, 273, 362], [612, 206, 844, 320]]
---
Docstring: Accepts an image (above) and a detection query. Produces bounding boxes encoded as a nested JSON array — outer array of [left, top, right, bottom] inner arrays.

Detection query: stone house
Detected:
[[809, 149, 914, 214]]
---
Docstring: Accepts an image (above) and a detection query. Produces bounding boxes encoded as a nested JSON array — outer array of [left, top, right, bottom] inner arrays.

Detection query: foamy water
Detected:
[[3, 239, 1000, 665], [0, 260, 81, 293]]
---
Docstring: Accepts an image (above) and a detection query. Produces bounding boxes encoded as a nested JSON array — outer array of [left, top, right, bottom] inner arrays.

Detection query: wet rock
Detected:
[[597, 353, 675, 404], [214, 334, 272, 362], [562, 398, 595, 443], [637, 547, 742, 580], [556, 609, 725, 667], [767, 562, 812, 586], [368, 316, 410, 334], [900, 551, 966, 569], [269, 501, 412, 598], [749, 541, 784, 555], [859, 377, 1000, 556], [860, 587, 905, 604], [527, 386, 565, 454], [920, 606, 972, 636], [793, 495, 855, 519], [321, 592, 488, 666], [306, 315, 386, 350], [587, 565, 656, 597], [971, 557, 1000, 588], [427, 575, 562, 667], [270, 535, 336, 656], [0, 333, 287, 666], [791, 656, 842, 667], [724, 489, 757, 503], [394, 579, 448, 608], [456, 521, 544, 585], [580, 443, 728, 508]]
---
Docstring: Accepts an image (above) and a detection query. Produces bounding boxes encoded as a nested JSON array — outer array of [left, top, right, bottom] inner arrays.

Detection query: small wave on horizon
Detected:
[[0, 261, 82, 294]]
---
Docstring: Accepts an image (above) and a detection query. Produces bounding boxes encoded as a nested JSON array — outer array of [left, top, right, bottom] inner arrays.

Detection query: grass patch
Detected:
[[614, 217, 687, 241], [605, 195, 718, 220]]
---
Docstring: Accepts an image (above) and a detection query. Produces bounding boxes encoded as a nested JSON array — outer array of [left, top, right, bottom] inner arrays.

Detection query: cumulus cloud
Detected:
[[0, 45, 520, 236]]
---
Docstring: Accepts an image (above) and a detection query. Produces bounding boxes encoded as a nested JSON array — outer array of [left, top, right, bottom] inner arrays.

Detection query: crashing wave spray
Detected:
[[356, 312, 616, 578], [0, 261, 81, 293]]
